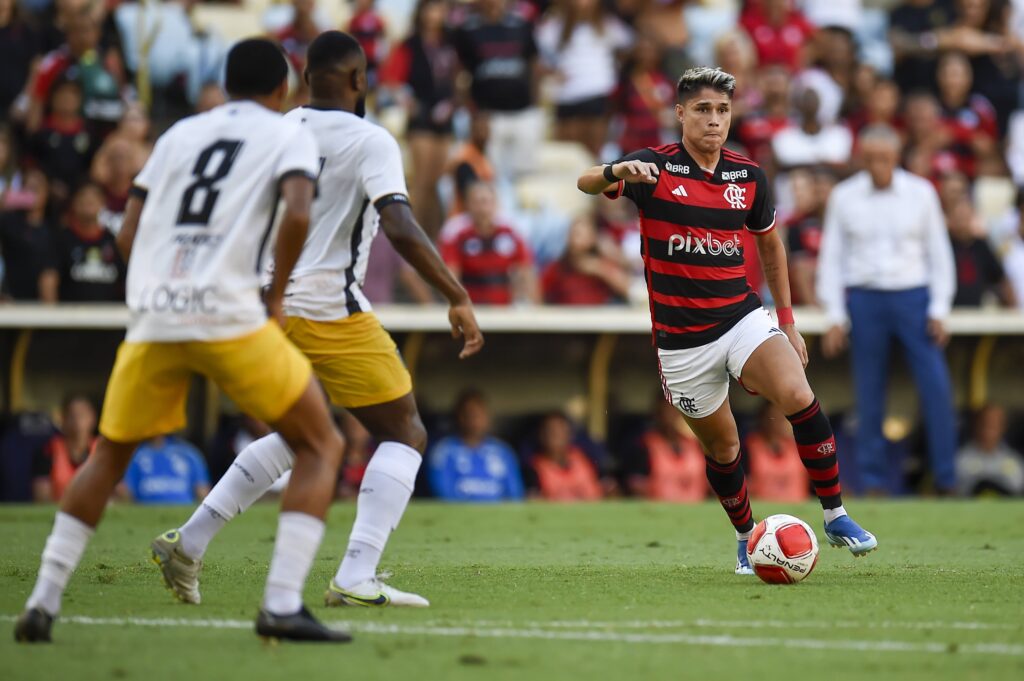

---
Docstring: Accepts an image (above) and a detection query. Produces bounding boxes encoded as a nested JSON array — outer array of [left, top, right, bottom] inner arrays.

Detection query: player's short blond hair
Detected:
[[676, 67, 736, 102]]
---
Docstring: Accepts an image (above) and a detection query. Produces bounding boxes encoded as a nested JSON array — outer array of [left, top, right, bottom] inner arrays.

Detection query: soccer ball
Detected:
[[747, 514, 819, 584]]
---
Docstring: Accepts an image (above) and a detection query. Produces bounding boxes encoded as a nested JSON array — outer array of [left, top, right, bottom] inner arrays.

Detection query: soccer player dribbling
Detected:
[[578, 67, 877, 573], [16, 39, 350, 643]]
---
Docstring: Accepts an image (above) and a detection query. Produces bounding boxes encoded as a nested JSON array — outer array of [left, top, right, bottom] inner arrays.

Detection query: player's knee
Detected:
[[776, 385, 815, 415], [706, 437, 740, 465]]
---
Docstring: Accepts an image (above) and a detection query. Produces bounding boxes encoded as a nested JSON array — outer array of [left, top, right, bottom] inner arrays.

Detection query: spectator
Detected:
[[613, 35, 675, 155], [348, 0, 388, 86], [956, 404, 1024, 496], [0, 0, 41, 121], [902, 90, 956, 180], [454, 0, 542, 180], [817, 124, 958, 495], [951, 0, 1020, 133], [998, 187, 1024, 310], [536, 0, 632, 156], [739, 0, 816, 72], [745, 402, 810, 502], [846, 77, 901, 136], [806, 25, 860, 118], [947, 201, 1016, 307], [624, 396, 707, 502], [441, 182, 538, 305], [0, 168, 58, 301], [445, 110, 495, 217], [735, 65, 792, 170], [27, 7, 123, 134], [936, 51, 1000, 178], [937, 169, 971, 213], [785, 167, 835, 305], [541, 214, 629, 305], [28, 78, 95, 205], [527, 411, 604, 501], [55, 181, 125, 301], [772, 86, 853, 172], [714, 30, 760, 120], [381, 0, 459, 236], [0, 125, 22, 196], [122, 435, 211, 504], [89, 135, 136, 235], [888, 0, 958, 94], [114, 0, 226, 118], [274, 0, 324, 104], [31, 395, 96, 502], [427, 389, 525, 502]]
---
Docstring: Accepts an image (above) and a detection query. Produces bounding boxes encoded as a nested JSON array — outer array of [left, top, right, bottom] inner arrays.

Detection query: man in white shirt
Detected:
[[817, 124, 957, 494]]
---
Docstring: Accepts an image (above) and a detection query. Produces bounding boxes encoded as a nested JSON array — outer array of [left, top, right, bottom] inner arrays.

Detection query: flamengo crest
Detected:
[[723, 183, 747, 210]]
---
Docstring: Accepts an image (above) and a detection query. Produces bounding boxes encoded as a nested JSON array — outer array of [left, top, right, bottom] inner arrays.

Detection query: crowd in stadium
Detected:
[[1, 0, 1023, 501]]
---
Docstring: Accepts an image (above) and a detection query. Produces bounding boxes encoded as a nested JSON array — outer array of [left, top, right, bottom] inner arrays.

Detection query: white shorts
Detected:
[[657, 308, 784, 419]]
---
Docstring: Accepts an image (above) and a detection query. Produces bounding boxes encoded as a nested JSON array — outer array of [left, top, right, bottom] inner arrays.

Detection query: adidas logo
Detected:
[[671, 186, 688, 197]]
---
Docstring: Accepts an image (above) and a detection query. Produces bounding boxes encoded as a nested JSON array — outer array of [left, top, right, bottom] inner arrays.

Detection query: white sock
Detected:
[[26, 512, 95, 616], [263, 512, 325, 615], [335, 442, 421, 589], [179, 433, 294, 559], [823, 505, 848, 524], [736, 529, 753, 542]]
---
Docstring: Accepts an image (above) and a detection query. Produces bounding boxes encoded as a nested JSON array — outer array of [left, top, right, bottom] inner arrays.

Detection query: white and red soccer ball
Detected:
[[747, 514, 819, 584]]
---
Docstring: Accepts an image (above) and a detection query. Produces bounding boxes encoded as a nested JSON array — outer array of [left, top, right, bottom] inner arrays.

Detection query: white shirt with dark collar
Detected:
[[816, 169, 956, 327]]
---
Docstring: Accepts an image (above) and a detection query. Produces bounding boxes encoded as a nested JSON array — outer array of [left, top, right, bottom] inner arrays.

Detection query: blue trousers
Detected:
[[847, 287, 956, 491]]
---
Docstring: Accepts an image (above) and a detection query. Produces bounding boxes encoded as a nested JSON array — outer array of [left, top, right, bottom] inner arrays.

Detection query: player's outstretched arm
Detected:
[[265, 175, 316, 325], [115, 195, 145, 261], [379, 200, 484, 359], [753, 228, 808, 368], [577, 161, 659, 195]]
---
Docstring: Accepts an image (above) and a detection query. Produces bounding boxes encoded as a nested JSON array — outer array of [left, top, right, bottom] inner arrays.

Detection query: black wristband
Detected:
[[603, 164, 618, 183]]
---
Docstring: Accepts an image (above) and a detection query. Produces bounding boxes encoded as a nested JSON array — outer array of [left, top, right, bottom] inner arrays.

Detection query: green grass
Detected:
[[2, 501, 1023, 681]]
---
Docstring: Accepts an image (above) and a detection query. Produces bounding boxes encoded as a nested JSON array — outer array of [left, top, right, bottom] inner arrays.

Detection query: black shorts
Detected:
[[555, 95, 611, 121], [407, 109, 454, 136]]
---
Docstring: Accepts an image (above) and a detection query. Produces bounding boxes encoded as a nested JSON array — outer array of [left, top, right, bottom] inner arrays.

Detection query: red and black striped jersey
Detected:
[[605, 142, 776, 350]]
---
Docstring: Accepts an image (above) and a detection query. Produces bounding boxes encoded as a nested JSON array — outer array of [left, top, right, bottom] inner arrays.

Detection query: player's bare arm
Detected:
[[115, 194, 145, 260], [265, 175, 316, 325], [379, 201, 484, 359], [577, 160, 659, 195], [753, 227, 808, 368]]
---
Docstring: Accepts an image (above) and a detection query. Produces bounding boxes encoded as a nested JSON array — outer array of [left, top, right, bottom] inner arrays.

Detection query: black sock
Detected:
[[786, 398, 843, 510], [705, 456, 754, 534]]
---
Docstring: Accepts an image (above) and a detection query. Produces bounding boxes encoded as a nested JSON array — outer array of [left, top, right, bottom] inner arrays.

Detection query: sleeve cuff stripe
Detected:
[[603, 180, 624, 199], [129, 185, 148, 200], [373, 193, 411, 210], [747, 216, 776, 234], [278, 169, 317, 185]]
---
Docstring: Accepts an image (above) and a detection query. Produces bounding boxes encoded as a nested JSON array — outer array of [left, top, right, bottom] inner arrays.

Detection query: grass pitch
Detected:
[[2, 500, 1022, 681]]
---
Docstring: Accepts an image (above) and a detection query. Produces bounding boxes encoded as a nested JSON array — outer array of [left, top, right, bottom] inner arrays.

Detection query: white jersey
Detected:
[[128, 101, 319, 342], [280, 107, 408, 321]]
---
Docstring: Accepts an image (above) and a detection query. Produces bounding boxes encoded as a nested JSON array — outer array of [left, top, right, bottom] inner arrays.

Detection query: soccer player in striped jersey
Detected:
[[578, 67, 877, 574], [150, 31, 483, 609]]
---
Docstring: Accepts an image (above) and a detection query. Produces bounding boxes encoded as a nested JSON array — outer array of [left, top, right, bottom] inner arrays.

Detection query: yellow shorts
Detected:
[[99, 322, 312, 443], [284, 312, 412, 409]]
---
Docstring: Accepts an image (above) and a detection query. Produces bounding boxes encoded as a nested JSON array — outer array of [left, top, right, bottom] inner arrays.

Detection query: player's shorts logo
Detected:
[[677, 395, 697, 415], [723, 183, 747, 210]]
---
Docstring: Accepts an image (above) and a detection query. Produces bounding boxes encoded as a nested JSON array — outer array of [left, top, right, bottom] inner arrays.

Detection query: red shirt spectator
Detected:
[[739, 0, 815, 72], [348, 0, 387, 75], [274, 0, 323, 102], [614, 53, 674, 153], [441, 183, 536, 305], [31, 396, 97, 502], [542, 216, 629, 305]]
